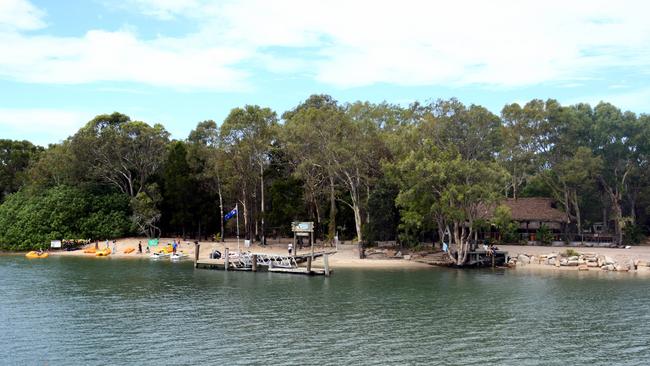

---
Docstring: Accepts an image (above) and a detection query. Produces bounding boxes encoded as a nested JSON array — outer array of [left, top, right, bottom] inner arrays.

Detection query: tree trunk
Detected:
[[242, 186, 249, 240], [218, 183, 224, 242], [328, 176, 336, 242], [571, 190, 581, 234], [260, 162, 265, 245], [353, 204, 362, 243]]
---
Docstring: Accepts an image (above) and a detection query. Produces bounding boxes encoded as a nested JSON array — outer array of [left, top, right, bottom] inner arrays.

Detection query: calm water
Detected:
[[2, 255, 650, 365]]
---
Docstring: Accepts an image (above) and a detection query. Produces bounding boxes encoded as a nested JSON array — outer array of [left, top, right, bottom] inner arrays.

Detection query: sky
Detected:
[[1, 0, 650, 146]]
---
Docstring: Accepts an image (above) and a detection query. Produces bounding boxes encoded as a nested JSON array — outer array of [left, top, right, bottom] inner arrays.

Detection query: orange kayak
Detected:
[[83, 248, 97, 254], [96, 248, 112, 256], [123, 248, 135, 254]]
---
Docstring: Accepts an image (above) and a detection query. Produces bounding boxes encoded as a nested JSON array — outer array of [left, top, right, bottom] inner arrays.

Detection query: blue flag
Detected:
[[224, 206, 237, 221]]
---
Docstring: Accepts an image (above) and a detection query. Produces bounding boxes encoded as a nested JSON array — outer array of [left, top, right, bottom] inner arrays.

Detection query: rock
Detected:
[[548, 258, 556, 266], [560, 258, 568, 266], [601, 264, 615, 271], [637, 260, 648, 267], [578, 265, 589, 271], [530, 255, 536, 263], [403, 254, 411, 260], [587, 261, 599, 267], [568, 256, 579, 261], [395, 251, 403, 257], [567, 260, 579, 266], [637, 266, 650, 273], [604, 256, 615, 265], [517, 254, 530, 264], [597, 256, 604, 267], [555, 259, 561, 267]]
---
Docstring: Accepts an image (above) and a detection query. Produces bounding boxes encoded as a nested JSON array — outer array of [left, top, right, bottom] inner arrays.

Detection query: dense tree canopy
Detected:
[[1, 96, 649, 250]]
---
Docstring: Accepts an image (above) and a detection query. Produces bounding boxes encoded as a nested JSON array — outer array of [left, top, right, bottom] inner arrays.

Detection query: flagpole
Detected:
[[236, 202, 240, 254]]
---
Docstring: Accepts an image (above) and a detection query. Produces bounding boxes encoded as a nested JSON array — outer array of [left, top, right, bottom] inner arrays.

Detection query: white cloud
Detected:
[[2, 0, 650, 90], [0, 30, 251, 90], [0, 108, 92, 145], [0, 0, 45, 31]]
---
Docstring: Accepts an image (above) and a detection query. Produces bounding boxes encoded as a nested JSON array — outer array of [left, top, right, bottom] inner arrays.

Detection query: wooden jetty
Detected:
[[194, 243, 334, 277], [465, 250, 509, 267]]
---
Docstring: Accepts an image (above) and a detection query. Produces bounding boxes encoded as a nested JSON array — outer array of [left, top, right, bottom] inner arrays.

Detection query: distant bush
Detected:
[[536, 224, 553, 246], [0, 185, 132, 250], [563, 248, 580, 257]]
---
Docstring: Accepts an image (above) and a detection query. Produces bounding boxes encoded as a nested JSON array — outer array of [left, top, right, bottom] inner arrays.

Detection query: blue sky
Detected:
[[1, 0, 650, 146]]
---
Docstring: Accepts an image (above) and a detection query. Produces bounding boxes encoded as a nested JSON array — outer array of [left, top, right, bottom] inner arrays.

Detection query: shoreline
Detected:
[[8, 237, 650, 275]]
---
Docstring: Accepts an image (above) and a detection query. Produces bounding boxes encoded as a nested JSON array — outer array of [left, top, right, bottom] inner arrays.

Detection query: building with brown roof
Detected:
[[478, 197, 568, 242]]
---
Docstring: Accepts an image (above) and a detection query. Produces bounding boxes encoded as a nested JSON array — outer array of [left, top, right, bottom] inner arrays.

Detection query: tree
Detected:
[[0, 139, 43, 201], [220, 106, 277, 243], [188, 120, 229, 241], [70, 113, 169, 236]]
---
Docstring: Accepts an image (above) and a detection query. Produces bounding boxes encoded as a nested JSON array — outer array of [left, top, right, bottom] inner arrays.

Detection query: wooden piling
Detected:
[[224, 248, 229, 271], [194, 242, 200, 268], [252, 254, 258, 272], [323, 253, 330, 277], [306, 256, 312, 272]]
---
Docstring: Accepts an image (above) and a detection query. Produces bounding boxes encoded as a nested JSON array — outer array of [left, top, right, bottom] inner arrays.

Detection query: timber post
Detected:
[[224, 247, 229, 271], [323, 253, 330, 277], [307, 256, 312, 272], [252, 254, 258, 272], [194, 241, 200, 268]]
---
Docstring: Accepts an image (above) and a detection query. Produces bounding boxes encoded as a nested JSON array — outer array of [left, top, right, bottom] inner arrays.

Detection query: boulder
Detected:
[[637, 266, 650, 273], [604, 256, 616, 265], [587, 261, 599, 268], [601, 264, 615, 271], [560, 258, 568, 266], [548, 258, 556, 266], [578, 265, 589, 271], [567, 260, 579, 266], [637, 260, 648, 268], [517, 254, 530, 264]]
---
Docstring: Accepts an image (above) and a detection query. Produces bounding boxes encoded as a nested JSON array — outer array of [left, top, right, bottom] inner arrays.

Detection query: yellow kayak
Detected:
[[96, 248, 112, 256], [26, 251, 49, 259]]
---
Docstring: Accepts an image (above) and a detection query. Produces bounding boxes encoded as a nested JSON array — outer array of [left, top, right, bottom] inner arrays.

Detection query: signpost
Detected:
[[292, 222, 314, 270], [50, 240, 62, 249]]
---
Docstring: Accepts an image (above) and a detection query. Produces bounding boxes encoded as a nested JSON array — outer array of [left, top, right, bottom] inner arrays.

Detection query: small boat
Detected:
[[95, 248, 112, 256], [150, 252, 168, 259], [25, 251, 49, 259], [170, 253, 185, 261], [123, 247, 135, 254]]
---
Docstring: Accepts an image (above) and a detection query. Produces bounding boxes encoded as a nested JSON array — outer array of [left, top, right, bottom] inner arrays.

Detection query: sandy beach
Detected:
[[48, 237, 650, 274], [52, 237, 431, 269]]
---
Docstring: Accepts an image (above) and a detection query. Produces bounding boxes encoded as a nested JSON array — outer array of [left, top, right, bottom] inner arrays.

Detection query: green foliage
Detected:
[[536, 224, 553, 246], [0, 139, 43, 201], [623, 223, 644, 245], [563, 248, 580, 257], [0, 186, 131, 250]]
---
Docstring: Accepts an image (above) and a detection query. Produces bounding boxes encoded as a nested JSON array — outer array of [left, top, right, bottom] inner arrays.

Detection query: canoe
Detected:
[[96, 248, 112, 256], [26, 251, 49, 259], [83, 248, 97, 254], [123, 248, 135, 254]]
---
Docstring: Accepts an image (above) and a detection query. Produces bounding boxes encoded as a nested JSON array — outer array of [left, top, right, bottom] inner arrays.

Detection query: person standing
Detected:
[[112, 240, 117, 253], [172, 240, 178, 254], [288, 242, 293, 255], [138, 241, 142, 254]]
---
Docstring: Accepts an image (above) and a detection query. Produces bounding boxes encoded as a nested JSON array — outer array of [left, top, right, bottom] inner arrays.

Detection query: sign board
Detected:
[[50, 240, 62, 248], [148, 239, 159, 247], [291, 221, 314, 233], [296, 232, 310, 237]]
